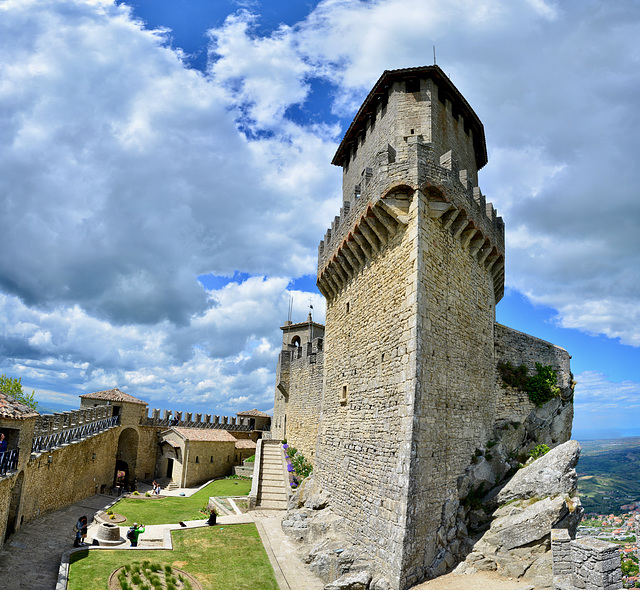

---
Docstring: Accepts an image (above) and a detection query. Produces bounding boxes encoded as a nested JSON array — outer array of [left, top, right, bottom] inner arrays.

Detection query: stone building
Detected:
[[157, 427, 238, 488], [0, 387, 268, 543], [273, 65, 574, 590]]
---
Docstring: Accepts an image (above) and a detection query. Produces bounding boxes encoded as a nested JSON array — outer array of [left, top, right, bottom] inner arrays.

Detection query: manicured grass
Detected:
[[112, 478, 252, 525], [68, 524, 278, 590]]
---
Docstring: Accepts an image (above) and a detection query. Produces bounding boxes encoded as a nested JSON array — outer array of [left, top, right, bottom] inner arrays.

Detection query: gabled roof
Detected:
[[79, 388, 147, 405], [236, 409, 271, 418], [332, 65, 487, 170], [171, 427, 238, 442], [235, 439, 257, 449], [0, 391, 40, 420]]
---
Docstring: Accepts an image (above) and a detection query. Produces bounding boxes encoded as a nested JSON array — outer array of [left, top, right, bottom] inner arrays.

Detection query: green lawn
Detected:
[[111, 478, 252, 525], [68, 524, 278, 590]]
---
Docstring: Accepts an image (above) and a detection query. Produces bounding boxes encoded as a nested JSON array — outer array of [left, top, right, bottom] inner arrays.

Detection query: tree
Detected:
[[0, 374, 38, 410]]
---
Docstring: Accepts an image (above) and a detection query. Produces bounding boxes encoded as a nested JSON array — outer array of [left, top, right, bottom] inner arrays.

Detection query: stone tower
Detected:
[[272, 314, 325, 461], [314, 65, 505, 589]]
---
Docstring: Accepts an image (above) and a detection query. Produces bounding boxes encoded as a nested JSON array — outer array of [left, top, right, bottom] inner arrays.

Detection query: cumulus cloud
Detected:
[[2, 0, 639, 421]]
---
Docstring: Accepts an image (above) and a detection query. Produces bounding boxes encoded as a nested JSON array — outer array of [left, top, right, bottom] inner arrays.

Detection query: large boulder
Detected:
[[496, 440, 580, 504], [464, 440, 582, 587]]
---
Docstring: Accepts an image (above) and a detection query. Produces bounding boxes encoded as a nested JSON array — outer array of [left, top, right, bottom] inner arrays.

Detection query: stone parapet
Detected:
[[33, 404, 114, 436], [552, 529, 622, 590]]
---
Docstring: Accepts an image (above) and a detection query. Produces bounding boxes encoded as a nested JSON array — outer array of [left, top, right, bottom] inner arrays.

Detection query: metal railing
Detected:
[[0, 449, 19, 476], [31, 415, 120, 454]]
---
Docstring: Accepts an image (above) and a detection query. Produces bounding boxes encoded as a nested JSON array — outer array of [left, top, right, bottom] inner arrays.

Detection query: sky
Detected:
[[0, 0, 639, 440]]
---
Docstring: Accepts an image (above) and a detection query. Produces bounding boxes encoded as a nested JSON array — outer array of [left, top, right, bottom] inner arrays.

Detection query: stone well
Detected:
[[95, 522, 125, 546]]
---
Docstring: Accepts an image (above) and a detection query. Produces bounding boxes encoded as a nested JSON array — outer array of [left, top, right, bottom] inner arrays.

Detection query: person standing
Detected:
[[0, 433, 7, 453], [128, 523, 145, 547]]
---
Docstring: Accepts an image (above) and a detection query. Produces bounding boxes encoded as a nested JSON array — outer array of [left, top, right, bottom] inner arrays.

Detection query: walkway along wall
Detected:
[[0, 391, 269, 544]]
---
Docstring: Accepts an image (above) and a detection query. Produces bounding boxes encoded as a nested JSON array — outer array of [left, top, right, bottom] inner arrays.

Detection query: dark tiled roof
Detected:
[[79, 388, 147, 405], [172, 428, 238, 442], [0, 391, 40, 420], [236, 409, 271, 418]]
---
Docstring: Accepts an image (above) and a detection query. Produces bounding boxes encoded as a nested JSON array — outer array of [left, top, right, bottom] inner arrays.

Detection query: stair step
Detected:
[[256, 499, 287, 509]]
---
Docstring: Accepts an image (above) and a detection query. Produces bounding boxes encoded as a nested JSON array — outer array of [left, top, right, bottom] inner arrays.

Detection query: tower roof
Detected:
[[80, 388, 147, 405], [332, 65, 488, 170]]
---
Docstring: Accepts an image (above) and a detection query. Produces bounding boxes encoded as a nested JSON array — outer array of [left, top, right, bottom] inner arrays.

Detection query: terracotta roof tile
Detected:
[[172, 428, 238, 442], [0, 391, 40, 420], [235, 439, 257, 449], [236, 408, 271, 418], [79, 388, 146, 405]]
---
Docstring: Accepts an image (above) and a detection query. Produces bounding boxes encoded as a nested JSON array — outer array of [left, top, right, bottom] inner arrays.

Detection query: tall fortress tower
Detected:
[[273, 66, 573, 590]]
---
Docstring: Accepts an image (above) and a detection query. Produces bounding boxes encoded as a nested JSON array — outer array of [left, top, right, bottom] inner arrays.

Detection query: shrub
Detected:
[[498, 361, 560, 407], [132, 491, 140, 496], [145, 491, 151, 497], [527, 363, 560, 407], [529, 444, 550, 460], [245, 454, 255, 463]]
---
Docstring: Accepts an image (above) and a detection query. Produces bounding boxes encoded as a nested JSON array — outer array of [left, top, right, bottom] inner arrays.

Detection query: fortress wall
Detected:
[[314, 197, 419, 587], [274, 347, 324, 461], [494, 323, 573, 426], [402, 187, 497, 587], [134, 425, 160, 481], [0, 476, 11, 541], [21, 427, 120, 522], [273, 350, 290, 440]]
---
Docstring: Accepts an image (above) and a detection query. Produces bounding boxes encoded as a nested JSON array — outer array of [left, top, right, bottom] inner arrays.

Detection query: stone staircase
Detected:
[[255, 441, 288, 509]]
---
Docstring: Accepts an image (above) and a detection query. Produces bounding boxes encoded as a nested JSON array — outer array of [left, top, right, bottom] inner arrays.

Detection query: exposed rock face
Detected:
[[459, 440, 582, 589], [496, 440, 580, 504]]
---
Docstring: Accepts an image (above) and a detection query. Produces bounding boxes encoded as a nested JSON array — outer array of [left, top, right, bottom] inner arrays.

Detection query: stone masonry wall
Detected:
[[315, 194, 418, 588], [133, 425, 160, 481], [182, 440, 235, 487], [273, 341, 324, 462], [403, 186, 497, 587], [494, 323, 573, 443], [21, 427, 120, 522]]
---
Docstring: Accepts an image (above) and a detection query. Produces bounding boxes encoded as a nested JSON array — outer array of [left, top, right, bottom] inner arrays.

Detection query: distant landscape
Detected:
[[577, 437, 640, 514]]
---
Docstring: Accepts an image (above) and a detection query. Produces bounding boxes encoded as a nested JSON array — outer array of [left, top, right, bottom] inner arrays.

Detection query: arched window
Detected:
[[291, 336, 301, 347], [195, 456, 199, 463]]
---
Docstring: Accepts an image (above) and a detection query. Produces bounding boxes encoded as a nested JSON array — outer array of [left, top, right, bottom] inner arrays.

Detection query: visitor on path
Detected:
[[73, 515, 87, 547], [128, 523, 145, 547], [152, 480, 160, 495], [0, 433, 6, 453]]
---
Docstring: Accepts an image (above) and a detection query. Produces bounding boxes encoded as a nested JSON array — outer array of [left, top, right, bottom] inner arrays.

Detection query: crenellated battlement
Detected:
[[141, 408, 261, 431], [33, 404, 115, 436]]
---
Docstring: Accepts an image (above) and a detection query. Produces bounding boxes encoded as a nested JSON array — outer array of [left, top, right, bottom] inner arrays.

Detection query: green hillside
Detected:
[[577, 438, 640, 514]]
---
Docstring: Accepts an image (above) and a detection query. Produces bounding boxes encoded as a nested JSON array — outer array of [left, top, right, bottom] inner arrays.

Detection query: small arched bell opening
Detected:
[[291, 336, 301, 347]]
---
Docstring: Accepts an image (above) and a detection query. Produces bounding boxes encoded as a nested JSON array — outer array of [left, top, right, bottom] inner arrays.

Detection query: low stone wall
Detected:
[[552, 529, 622, 590]]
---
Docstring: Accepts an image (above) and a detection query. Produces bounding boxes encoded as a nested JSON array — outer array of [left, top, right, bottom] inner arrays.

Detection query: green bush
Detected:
[[527, 363, 560, 406], [291, 451, 313, 480], [245, 454, 255, 463], [498, 361, 560, 407], [529, 444, 550, 460]]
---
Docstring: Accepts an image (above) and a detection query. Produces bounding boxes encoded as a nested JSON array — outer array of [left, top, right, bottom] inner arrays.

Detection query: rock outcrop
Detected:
[[457, 440, 582, 589]]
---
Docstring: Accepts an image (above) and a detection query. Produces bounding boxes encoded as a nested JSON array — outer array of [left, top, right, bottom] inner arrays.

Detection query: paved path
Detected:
[[0, 493, 116, 590], [0, 488, 324, 590]]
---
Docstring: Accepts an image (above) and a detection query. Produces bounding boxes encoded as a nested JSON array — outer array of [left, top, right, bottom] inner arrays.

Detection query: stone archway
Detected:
[[4, 471, 24, 541], [116, 428, 139, 490]]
